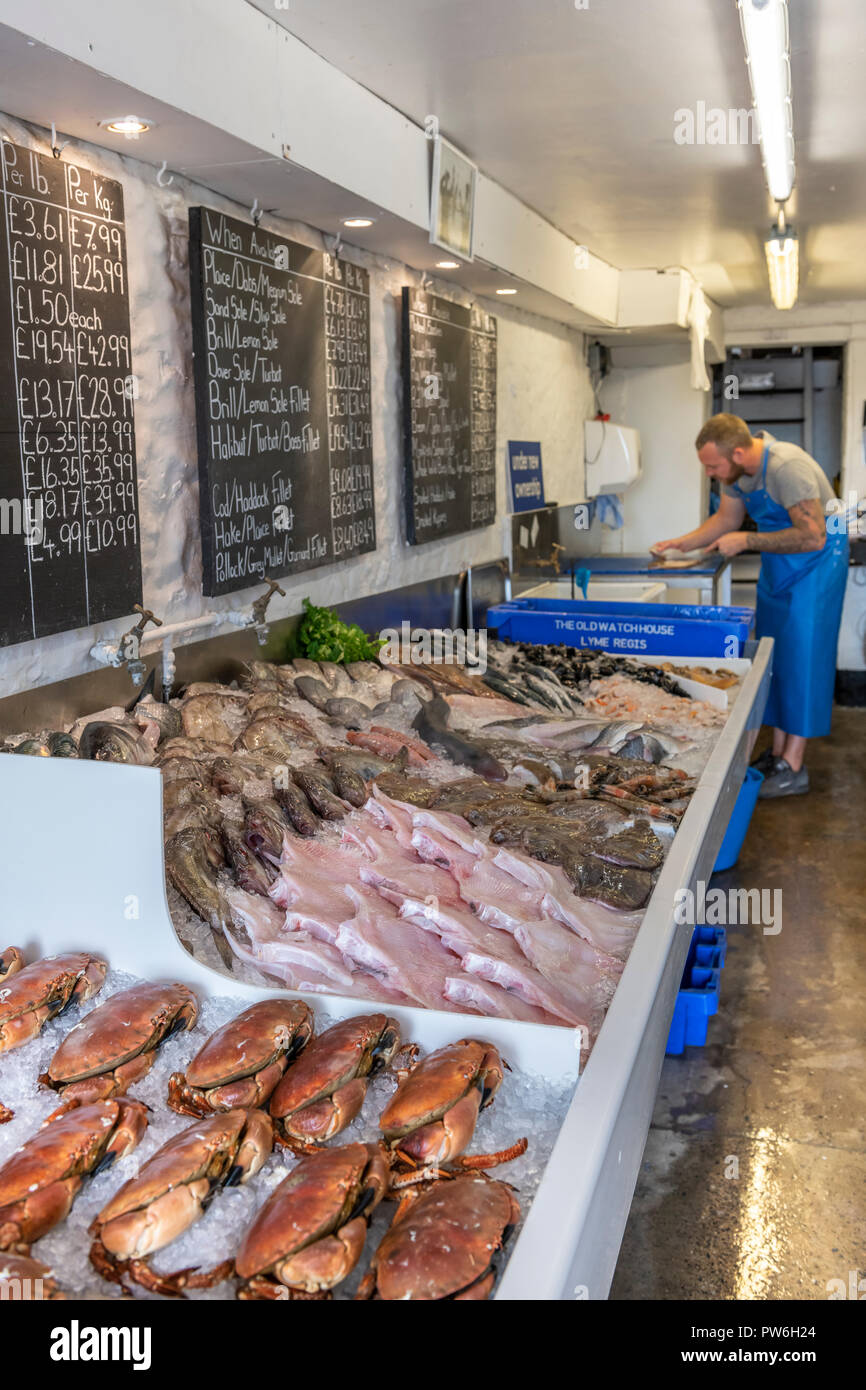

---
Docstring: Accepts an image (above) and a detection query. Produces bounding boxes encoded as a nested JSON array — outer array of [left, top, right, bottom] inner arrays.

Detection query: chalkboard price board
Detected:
[[401, 287, 497, 545], [188, 208, 376, 596], [0, 140, 142, 647]]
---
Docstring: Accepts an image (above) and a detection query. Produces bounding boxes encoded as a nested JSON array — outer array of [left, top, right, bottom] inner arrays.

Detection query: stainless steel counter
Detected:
[[496, 637, 773, 1299]]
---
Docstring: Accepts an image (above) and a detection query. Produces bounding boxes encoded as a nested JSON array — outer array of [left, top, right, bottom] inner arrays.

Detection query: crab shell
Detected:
[[0, 952, 107, 1055], [0, 1098, 148, 1251], [235, 1141, 389, 1295], [42, 982, 198, 1103], [378, 1039, 504, 1164], [269, 1014, 401, 1144], [167, 999, 313, 1116], [0, 1251, 65, 1299], [365, 1175, 520, 1300], [91, 1107, 273, 1261]]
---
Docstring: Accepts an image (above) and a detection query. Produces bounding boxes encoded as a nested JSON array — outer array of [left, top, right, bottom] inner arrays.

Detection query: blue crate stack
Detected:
[[666, 926, 728, 1055]]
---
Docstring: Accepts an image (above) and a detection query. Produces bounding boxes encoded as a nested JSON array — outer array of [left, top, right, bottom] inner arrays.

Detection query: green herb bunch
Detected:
[[296, 597, 385, 663]]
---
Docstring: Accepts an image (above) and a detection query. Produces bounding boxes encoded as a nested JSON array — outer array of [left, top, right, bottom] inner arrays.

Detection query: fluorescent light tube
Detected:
[[738, 0, 795, 202], [765, 225, 799, 309]]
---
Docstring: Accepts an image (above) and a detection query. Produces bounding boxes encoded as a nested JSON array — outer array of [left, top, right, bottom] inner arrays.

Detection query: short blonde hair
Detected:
[[695, 413, 753, 459]]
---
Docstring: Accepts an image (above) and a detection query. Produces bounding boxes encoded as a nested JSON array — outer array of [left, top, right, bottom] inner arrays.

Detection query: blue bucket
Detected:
[[713, 766, 764, 872]]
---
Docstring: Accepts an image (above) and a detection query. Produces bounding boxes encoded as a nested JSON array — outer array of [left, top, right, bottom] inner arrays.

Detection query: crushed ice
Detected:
[[0, 969, 574, 1300]]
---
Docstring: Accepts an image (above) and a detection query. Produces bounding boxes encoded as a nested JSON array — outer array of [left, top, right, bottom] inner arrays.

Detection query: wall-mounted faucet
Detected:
[[227, 577, 287, 645], [90, 579, 288, 693], [90, 605, 163, 686]]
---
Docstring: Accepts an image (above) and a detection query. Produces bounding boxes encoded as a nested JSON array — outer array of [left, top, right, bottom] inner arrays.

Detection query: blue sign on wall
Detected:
[[507, 440, 545, 512]]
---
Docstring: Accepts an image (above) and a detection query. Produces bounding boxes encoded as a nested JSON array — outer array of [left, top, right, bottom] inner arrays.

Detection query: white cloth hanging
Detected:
[[687, 279, 711, 392]]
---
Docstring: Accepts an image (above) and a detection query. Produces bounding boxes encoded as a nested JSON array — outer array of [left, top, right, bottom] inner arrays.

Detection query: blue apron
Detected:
[[731, 445, 848, 738]]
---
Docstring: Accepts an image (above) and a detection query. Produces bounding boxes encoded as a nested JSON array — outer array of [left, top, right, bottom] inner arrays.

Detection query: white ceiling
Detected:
[[248, 0, 866, 307]]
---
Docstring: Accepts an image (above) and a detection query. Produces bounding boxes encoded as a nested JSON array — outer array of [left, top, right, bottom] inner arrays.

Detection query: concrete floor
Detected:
[[611, 707, 866, 1301]]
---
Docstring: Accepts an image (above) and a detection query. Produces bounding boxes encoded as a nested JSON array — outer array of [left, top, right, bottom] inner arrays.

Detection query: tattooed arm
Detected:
[[748, 498, 827, 553], [709, 499, 827, 558]]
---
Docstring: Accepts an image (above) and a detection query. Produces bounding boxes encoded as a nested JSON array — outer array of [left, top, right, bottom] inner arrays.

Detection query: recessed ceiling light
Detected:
[[436, 260, 460, 269], [342, 217, 374, 228], [100, 116, 152, 138], [496, 288, 518, 295]]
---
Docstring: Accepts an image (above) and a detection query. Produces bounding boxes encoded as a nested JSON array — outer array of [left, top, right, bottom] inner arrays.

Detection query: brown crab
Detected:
[[235, 1141, 389, 1299], [0, 947, 26, 1121], [269, 1014, 403, 1149], [0, 951, 107, 1055], [0, 1098, 148, 1252], [89, 1107, 273, 1297], [0, 1251, 66, 1299], [378, 1038, 528, 1184], [0, 951, 107, 1123], [357, 1174, 520, 1300], [0, 946, 25, 981], [167, 999, 314, 1117], [40, 981, 198, 1108]]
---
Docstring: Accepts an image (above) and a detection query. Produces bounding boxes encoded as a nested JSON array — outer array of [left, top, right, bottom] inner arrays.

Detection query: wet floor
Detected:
[[610, 707, 866, 1301]]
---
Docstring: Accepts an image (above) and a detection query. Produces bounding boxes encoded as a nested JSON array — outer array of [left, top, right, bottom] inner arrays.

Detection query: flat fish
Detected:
[[181, 694, 244, 745], [293, 676, 332, 711], [238, 714, 318, 757], [290, 658, 324, 679], [324, 697, 372, 729]]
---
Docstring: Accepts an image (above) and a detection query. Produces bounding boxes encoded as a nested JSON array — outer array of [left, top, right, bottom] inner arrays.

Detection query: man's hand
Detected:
[[650, 538, 685, 554], [708, 531, 749, 558]]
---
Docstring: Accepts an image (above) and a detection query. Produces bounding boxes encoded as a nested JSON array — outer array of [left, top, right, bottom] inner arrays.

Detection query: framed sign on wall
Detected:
[[429, 136, 476, 263]]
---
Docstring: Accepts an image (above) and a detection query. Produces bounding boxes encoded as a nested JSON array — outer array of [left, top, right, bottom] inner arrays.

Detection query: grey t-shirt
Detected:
[[721, 431, 834, 510]]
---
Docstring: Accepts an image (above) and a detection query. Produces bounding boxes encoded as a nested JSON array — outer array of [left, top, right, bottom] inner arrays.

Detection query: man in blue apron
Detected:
[[653, 413, 849, 798]]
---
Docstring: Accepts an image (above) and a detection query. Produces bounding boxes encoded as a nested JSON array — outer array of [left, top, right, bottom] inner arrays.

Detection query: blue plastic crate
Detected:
[[713, 766, 764, 872], [666, 926, 727, 1055], [485, 597, 754, 657]]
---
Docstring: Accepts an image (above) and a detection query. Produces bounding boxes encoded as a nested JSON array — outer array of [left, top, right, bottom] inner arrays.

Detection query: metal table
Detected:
[[569, 553, 734, 606]]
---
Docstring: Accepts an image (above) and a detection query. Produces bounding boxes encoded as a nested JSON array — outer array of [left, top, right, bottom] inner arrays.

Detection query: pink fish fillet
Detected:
[[279, 834, 366, 878], [411, 807, 489, 859], [269, 859, 359, 933], [223, 886, 358, 993], [511, 916, 614, 1032], [366, 790, 416, 848], [459, 855, 548, 932], [409, 826, 480, 880], [399, 896, 588, 1029], [335, 885, 475, 1012], [346, 826, 461, 906], [491, 847, 641, 960], [443, 976, 566, 1026]]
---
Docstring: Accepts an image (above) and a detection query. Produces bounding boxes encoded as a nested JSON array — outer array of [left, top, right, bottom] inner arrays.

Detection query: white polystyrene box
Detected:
[[584, 421, 641, 496]]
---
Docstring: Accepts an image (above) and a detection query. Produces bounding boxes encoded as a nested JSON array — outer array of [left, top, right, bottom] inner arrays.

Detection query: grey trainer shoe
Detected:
[[758, 758, 809, 799], [750, 748, 779, 775]]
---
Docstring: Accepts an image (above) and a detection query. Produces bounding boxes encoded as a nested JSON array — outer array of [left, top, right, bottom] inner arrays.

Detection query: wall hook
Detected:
[[329, 232, 343, 259], [251, 198, 262, 226], [420, 271, 432, 290], [50, 123, 70, 159], [156, 160, 174, 188]]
